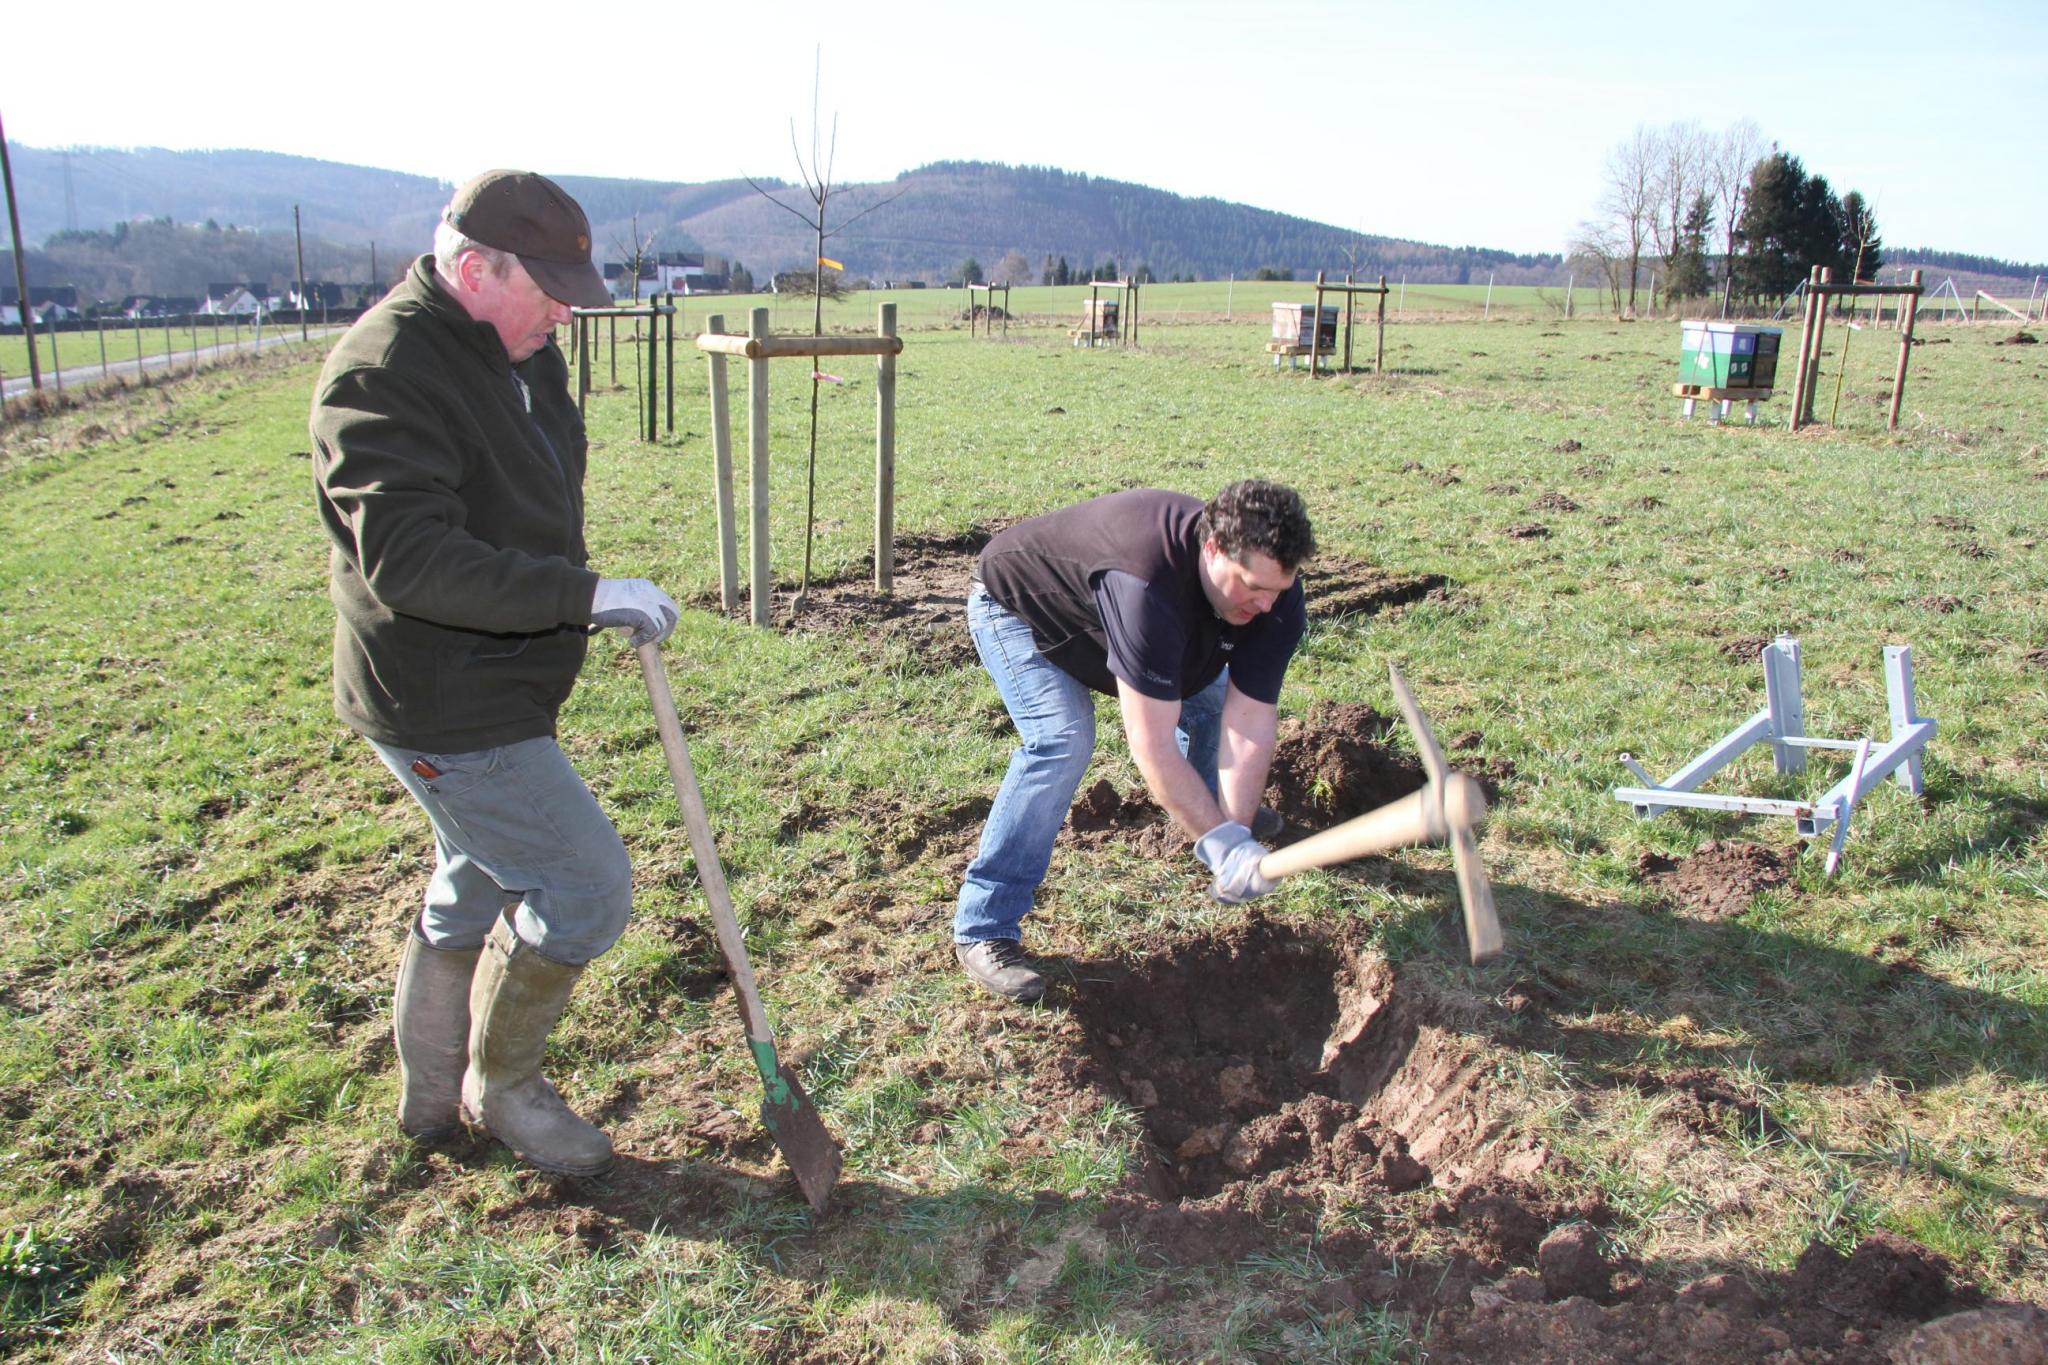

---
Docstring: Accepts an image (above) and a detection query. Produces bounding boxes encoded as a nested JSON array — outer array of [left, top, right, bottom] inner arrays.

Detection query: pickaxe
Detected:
[[1257, 664, 1504, 964]]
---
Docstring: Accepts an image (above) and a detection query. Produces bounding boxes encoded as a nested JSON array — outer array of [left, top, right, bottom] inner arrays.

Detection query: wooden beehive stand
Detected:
[[696, 305, 903, 626], [1787, 266, 1925, 432], [966, 282, 1011, 340], [1267, 271, 1388, 375], [1070, 278, 1139, 348]]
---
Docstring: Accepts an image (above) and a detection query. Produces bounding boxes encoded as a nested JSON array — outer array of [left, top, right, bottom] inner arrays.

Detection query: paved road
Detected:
[[2, 324, 346, 403]]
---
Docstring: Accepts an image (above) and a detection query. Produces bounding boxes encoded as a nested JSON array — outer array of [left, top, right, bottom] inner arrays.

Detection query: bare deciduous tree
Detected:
[[1651, 122, 1709, 297], [1709, 119, 1768, 316], [746, 50, 908, 606], [1568, 221, 1627, 312], [991, 251, 1034, 287], [1601, 125, 1657, 317]]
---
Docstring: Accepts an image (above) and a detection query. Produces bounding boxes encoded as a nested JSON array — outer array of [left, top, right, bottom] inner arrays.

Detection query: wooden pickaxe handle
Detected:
[[1258, 772, 1486, 880]]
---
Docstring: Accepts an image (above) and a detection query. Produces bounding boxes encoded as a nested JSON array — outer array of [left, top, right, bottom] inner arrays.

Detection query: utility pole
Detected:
[[0, 111, 42, 391], [293, 205, 309, 343]]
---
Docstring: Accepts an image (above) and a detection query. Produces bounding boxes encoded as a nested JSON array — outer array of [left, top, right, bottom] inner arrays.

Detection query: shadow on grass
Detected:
[[1457, 874, 2048, 1092]]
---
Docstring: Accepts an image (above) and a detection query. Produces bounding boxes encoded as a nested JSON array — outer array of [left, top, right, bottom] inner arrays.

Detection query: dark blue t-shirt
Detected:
[[977, 489, 1305, 702]]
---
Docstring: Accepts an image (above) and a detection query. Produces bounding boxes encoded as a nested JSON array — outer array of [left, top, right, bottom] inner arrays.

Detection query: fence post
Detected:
[[706, 313, 738, 613], [748, 307, 772, 627], [1888, 271, 1921, 432], [664, 292, 676, 436], [46, 314, 62, 396], [98, 318, 108, 378], [875, 302, 897, 593], [1376, 274, 1387, 372]]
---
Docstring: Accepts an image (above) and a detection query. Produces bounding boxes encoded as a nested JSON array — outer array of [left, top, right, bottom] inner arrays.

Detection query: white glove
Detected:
[[1195, 820, 1274, 905], [591, 577, 679, 646]]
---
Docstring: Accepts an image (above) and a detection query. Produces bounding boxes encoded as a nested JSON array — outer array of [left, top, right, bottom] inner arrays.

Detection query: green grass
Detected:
[[0, 305, 2042, 1360]]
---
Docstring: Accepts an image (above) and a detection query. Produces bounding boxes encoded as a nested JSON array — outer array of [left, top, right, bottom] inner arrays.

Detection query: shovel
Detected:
[[635, 640, 843, 1215]]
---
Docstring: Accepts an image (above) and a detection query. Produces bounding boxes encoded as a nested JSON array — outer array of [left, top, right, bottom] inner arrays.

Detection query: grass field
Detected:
[[0, 317, 332, 392], [0, 306, 2043, 1361]]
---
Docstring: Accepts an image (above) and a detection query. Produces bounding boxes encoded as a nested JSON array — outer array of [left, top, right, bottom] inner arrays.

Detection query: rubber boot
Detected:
[[392, 931, 482, 1140], [459, 916, 613, 1175]]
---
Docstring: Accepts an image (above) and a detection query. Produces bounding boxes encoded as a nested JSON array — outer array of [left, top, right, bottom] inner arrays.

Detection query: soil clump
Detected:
[[1636, 840, 1798, 919]]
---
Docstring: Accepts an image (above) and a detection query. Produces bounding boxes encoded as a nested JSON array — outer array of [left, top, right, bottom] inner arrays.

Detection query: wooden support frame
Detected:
[[965, 282, 1010, 340], [571, 294, 679, 441], [1787, 266, 1923, 432], [1306, 271, 1389, 377], [696, 306, 904, 625], [1072, 278, 1139, 348]]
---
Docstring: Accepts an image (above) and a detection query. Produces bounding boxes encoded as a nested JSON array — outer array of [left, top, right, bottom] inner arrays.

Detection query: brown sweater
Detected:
[[310, 255, 601, 753]]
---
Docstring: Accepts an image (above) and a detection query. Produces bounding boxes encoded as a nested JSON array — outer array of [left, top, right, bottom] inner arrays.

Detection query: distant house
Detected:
[[603, 252, 728, 300], [1, 285, 81, 328], [288, 282, 350, 312], [202, 284, 269, 317], [117, 295, 191, 318]]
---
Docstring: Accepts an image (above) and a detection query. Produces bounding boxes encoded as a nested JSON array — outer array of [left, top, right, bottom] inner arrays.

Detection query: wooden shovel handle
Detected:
[[636, 640, 775, 1048]]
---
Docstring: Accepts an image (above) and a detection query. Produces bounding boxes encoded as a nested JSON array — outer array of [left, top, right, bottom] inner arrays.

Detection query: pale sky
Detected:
[[7, 0, 2044, 263]]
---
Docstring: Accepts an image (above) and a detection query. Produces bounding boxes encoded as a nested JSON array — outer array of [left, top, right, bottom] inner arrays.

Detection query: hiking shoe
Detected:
[[1252, 806, 1285, 842], [956, 939, 1046, 1003]]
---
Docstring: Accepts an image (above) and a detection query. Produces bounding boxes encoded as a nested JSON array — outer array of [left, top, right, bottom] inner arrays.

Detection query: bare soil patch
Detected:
[[1532, 491, 1581, 513], [1636, 840, 1798, 919], [1052, 916, 1995, 1362], [1718, 634, 1774, 662], [1505, 522, 1551, 540]]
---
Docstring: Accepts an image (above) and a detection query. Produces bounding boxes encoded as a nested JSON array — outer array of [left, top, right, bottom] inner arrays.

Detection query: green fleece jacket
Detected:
[[311, 255, 602, 753]]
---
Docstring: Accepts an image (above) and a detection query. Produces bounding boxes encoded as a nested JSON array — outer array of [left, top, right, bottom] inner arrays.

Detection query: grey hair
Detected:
[[432, 219, 513, 282]]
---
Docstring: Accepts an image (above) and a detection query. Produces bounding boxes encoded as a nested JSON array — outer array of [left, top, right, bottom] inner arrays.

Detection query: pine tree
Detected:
[[1839, 191, 1883, 282], [1667, 192, 1713, 301]]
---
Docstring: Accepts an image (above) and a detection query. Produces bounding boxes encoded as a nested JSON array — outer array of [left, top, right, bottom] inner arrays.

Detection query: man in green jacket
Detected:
[[311, 170, 676, 1175]]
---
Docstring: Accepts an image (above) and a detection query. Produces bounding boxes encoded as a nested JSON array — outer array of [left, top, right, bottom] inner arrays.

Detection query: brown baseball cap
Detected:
[[442, 170, 610, 308]]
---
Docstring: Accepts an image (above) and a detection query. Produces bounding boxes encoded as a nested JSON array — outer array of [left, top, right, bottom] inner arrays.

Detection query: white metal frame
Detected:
[[1613, 635, 1936, 874]]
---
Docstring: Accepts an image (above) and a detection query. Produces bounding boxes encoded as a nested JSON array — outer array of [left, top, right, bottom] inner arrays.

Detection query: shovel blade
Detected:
[[758, 1064, 844, 1216]]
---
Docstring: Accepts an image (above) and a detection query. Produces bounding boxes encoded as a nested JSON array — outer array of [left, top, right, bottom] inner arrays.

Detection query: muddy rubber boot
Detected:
[[392, 932, 482, 1140], [459, 917, 613, 1175]]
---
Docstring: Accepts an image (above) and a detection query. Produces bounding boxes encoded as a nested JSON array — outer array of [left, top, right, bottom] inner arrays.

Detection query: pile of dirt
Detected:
[[1996, 330, 2038, 346], [1636, 840, 1798, 919], [1532, 491, 1581, 512], [1426, 1233, 1988, 1363], [1065, 699, 1447, 853], [1505, 522, 1551, 539], [1264, 701, 1426, 826]]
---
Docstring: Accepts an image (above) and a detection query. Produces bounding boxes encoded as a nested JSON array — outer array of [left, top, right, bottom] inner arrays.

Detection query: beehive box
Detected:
[[1679, 321, 1782, 390], [1081, 298, 1120, 332], [1272, 302, 1340, 348]]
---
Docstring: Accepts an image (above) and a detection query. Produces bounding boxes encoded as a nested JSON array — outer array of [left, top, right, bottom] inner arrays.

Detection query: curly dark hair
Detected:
[[1196, 480, 1316, 570]]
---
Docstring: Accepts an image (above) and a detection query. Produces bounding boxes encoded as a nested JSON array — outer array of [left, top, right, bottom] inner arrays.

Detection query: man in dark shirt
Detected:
[[955, 481, 1315, 1001]]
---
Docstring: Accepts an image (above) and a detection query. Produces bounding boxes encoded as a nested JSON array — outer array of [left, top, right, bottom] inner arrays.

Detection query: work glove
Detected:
[[1195, 819, 1274, 905], [591, 577, 679, 647]]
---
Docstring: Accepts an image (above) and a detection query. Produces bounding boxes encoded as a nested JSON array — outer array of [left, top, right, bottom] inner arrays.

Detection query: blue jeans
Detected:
[[954, 589, 1225, 944], [367, 734, 633, 965]]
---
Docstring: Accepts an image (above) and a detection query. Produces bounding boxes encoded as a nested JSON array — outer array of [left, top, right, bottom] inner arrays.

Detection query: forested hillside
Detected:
[[6, 146, 2036, 300]]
